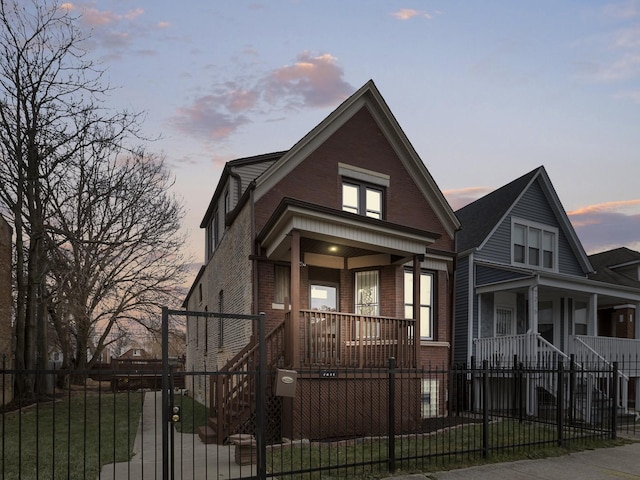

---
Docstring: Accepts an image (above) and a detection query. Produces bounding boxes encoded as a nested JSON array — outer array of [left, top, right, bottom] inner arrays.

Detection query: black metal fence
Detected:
[[0, 355, 637, 480]]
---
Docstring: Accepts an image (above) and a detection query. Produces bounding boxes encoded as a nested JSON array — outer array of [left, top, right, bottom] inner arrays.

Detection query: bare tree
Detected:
[[0, 0, 151, 399], [46, 149, 188, 377]]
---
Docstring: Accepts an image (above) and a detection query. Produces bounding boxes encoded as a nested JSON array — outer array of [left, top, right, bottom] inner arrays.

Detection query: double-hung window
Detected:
[[404, 270, 434, 339], [342, 180, 383, 219], [512, 219, 558, 271]]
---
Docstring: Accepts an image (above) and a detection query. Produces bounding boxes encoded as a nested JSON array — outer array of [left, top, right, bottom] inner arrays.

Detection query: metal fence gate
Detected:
[[161, 308, 267, 480]]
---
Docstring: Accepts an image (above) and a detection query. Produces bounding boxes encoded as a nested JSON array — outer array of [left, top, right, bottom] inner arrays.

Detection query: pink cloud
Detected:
[[444, 187, 494, 210], [391, 9, 432, 20], [263, 52, 352, 108], [172, 96, 250, 140], [568, 199, 640, 254], [171, 52, 354, 142]]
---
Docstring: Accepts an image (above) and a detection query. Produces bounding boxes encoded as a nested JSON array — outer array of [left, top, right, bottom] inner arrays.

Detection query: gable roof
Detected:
[[253, 79, 461, 238], [588, 247, 640, 288], [455, 166, 593, 273]]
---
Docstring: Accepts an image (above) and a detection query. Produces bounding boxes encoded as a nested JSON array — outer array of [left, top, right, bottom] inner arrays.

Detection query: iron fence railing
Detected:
[[0, 354, 637, 480]]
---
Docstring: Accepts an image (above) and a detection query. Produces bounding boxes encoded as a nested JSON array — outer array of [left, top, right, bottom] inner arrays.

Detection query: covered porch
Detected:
[[473, 271, 640, 366], [257, 198, 447, 369]]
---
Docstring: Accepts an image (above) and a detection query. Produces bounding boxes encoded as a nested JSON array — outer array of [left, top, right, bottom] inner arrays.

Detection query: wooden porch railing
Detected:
[[289, 310, 416, 368], [205, 321, 286, 444]]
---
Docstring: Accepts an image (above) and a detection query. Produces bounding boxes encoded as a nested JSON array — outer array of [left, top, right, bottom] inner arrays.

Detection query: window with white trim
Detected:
[[512, 219, 558, 270], [421, 379, 439, 418], [495, 306, 515, 336], [404, 269, 434, 339]]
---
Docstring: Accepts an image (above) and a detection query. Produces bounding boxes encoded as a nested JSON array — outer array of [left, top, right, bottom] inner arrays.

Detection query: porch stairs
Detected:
[[198, 321, 286, 444], [535, 337, 629, 425]]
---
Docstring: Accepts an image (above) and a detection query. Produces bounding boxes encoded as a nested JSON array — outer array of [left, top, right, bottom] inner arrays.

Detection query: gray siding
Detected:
[[235, 160, 277, 193], [476, 265, 529, 286], [475, 179, 584, 276], [454, 255, 470, 365]]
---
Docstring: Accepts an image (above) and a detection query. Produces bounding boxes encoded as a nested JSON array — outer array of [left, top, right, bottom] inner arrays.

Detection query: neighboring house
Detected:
[[183, 80, 460, 442], [118, 348, 150, 360], [588, 247, 640, 340], [0, 215, 12, 405], [453, 166, 640, 417]]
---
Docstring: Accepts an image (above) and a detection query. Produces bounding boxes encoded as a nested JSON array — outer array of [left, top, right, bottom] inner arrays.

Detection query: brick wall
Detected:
[[254, 107, 455, 253], [185, 205, 254, 405], [0, 216, 12, 405]]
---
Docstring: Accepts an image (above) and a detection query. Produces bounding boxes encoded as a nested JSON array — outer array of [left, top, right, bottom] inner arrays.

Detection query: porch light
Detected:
[[328, 245, 339, 253]]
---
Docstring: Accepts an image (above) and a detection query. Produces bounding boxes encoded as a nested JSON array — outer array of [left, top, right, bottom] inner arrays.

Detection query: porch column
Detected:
[[528, 284, 538, 362], [588, 293, 597, 336], [528, 285, 538, 334], [413, 255, 421, 367], [290, 230, 301, 368]]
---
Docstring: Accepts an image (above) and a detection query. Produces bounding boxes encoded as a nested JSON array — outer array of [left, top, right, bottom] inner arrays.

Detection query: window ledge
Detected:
[[420, 341, 450, 348]]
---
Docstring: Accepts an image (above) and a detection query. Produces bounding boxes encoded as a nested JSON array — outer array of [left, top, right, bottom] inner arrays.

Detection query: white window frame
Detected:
[[404, 269, 434, 340], [421, 379, 439, 418], [511, 218, 558, 272], [495, 306, 515, 336]]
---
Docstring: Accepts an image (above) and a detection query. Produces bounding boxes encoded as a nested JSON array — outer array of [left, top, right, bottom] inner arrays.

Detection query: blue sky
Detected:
[[67, 1, 640, 269]]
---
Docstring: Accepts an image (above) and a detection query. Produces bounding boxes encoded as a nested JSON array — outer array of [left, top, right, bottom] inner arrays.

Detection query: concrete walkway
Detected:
[[99, 391, 256, 480], [388, 436, 640, 480]]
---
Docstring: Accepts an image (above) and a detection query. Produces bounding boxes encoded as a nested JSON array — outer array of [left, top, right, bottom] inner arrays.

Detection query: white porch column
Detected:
[[528, 285, 538, 333], [588, 293, 597, 336]]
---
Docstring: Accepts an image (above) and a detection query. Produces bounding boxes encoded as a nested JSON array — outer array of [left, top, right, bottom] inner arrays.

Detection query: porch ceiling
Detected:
[[475, 271, 640, 305]]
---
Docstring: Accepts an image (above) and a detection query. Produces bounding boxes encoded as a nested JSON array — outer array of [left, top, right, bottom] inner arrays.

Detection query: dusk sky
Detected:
[[67, 1, 640, 276]]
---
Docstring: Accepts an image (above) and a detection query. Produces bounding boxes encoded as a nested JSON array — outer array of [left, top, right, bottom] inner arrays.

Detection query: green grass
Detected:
[[266, 419, 630, 480], [1, 391, 142, 480], [174, 392, 209, 434]]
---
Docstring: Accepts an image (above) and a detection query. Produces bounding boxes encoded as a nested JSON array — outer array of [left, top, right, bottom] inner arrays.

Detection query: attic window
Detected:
[[512, 218, 558, 271], [339, 163, 389, 220], [342, 181, 383, 219]]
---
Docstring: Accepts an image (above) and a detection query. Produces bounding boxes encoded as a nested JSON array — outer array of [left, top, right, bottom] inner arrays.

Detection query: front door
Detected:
[[308, 283, 339, 364]]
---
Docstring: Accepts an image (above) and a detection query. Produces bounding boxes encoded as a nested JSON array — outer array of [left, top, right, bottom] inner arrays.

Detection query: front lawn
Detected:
[[1, 391, 142, 480]]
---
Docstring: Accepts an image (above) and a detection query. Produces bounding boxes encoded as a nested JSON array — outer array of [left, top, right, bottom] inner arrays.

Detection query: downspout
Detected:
[[249, 182, 258, 318]]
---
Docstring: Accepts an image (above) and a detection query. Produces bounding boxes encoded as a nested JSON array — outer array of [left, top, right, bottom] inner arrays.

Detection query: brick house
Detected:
[[183, 80, 460, 442], [588, 247, 640, 340], [0, 215, 12, 405]]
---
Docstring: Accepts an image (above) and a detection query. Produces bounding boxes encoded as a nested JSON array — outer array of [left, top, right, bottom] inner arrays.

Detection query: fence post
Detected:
[[387, 357, 396, 474], [568, 355, 575, 426], [611, 362, 618, 440], [257, 313, 267, 480], [161, 306, 170, 480], [470, 356, 476, 412], [512, 355, 518, 417], [482, 360, 489, 459], [557, 360, 564, 447]]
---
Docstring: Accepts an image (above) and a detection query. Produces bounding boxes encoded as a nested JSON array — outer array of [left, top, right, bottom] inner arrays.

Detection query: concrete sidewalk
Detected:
[[389, 438, 640, 480], [99, 391, 256, 480]]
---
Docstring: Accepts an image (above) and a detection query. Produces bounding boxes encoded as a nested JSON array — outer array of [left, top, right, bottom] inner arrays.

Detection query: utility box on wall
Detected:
[[275, 369, 297, 397]]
